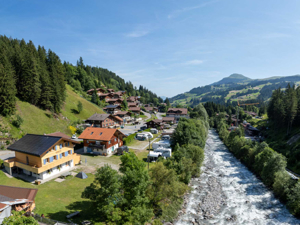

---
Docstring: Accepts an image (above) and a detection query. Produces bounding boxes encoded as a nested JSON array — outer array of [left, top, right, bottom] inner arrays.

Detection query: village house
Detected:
[[144, 107, 154, 113], [106, 98, 123, 105], [86, 88, 106, 96], [112, 91, 126, 99], [107, 88, 115, 93], [0, 185, 38, 223], [129, 107, 141, 115], [127, 96, 138, 102], [166, 108, 189, 121], [145, 119, 164, 129], [162, 117, 176, 124], [99, 93, 114, 101], [4, 134, 80, 180], [103, 105, 121, 114], [79, 128, 126, 155], [85, 113, 123, 128], [128, 102, 138, 107], [114, 111, 132, 123]]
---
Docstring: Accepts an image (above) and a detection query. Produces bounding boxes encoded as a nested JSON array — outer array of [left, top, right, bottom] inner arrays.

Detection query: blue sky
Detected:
[[1, 0, 300, 97]]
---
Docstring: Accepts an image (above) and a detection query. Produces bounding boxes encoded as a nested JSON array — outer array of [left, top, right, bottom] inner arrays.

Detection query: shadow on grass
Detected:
[[47, 200, 104, 224], [71, 109, 79, 114]]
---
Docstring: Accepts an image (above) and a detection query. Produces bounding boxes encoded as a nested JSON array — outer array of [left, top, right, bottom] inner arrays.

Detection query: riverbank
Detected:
[[174, 129, 300, 225]]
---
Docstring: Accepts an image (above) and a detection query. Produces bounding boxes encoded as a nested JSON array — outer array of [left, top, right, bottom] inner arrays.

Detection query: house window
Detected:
[[68, 142, 70, 146], [69, 150, 72, 155], [55, 145, 58, 151], [56, 154, 59, 160], [96, 141, 100, 145], [65, 143, 67, 147], [108, 141, 111, 144], [43, 159, 47, 165], [60, 153, 63, 159], [87, 141, 89, 143], [114, 138, 116, 142], [60, 144, 63, 149], [65, 151, 69, 157], [49, 156, 54, 163]]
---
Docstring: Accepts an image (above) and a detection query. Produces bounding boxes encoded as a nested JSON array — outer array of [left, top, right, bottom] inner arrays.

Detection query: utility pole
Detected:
[[148, 136, 151, 170]]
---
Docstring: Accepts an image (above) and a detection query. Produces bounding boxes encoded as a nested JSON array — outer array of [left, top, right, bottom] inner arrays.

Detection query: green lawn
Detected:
[[0, 170, 96, 224], [0, 85, 104, 138]]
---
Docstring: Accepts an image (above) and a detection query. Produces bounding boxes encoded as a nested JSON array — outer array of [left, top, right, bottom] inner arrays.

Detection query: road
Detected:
[[0, 150, 15, 160], [120, 111, 151, 136], [156, 112, 165, 119]]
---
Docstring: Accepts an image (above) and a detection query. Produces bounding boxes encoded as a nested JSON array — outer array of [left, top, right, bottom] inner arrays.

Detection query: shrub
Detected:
[[12, 115, 23, 128], [124, 133, 136, 145]]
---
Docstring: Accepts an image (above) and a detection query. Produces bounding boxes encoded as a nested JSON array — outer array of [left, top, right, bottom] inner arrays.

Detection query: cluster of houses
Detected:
[[87, 87, 142, 118]]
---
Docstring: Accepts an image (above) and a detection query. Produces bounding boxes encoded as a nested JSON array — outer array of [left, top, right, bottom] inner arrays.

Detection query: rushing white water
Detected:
[[175, 129, 300, 225]]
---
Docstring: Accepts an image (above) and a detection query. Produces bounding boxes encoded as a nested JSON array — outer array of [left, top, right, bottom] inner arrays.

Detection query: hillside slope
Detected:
[[170, 74, 300, 106], [0, 85, 104, 139]]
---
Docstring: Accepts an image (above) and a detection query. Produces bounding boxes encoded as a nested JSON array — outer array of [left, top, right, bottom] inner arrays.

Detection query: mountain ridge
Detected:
[[170, 74, 300, 106]]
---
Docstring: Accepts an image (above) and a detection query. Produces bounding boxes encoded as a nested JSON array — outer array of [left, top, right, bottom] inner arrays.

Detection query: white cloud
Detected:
[[168, 0, 218, 19], [184, 59, 204, 65]]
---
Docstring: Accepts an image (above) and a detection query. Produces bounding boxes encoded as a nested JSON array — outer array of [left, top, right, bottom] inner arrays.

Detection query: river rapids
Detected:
[[174, 129, 300, 225]]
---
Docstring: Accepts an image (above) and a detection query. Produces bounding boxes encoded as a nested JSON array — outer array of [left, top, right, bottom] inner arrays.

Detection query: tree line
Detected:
[[209, 112, 300, 217], [0, 35, 162, 116], [81, 104, 209, 224]]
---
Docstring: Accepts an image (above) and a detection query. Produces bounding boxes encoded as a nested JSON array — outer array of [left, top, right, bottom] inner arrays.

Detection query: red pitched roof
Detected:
[[47, 132, 71, 140], [78, 128, 125, 141], [167, 108, 188, 115], [129, 107, 140, 111], [0, 185, 38, 201]]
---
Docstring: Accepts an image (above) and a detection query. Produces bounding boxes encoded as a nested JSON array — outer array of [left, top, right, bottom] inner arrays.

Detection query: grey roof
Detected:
[[86, 113, 110, 121], [0, 194, 15, 202], [7, 134, 61, 157], [105, 105, 119, 109]]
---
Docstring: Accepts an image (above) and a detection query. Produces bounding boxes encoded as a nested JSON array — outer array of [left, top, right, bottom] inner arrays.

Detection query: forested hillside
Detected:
[[170, 74, 300, 107], [0, 35, 162, 117]]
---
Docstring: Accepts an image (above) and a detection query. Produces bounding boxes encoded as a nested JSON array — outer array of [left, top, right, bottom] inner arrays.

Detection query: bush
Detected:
[[124, 133, 136, 145], [12, 115, 23, 128], [0, 159, 3, 168], [76, 126, 84, 135]]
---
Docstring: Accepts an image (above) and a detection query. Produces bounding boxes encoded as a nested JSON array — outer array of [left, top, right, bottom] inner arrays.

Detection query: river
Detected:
[[175, 129, 300, 225]]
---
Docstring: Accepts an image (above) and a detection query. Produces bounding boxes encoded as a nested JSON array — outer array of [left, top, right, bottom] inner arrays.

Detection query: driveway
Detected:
[[0, 150, 15, 160], [156, 112, 165, 120], [121, 123, 146, 136]]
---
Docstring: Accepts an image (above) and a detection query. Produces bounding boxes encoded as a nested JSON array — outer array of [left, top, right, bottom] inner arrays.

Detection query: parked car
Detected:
[[161, 135, 170, 141], [117, 146, 129, 155], [121, 125, 124, 129], [140, 126, 147, 130], [150, 128, 158, 134], [71, 134, 77, 139]]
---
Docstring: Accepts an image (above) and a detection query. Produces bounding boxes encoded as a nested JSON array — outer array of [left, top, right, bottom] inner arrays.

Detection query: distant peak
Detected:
[[228, 73, 250, 79]]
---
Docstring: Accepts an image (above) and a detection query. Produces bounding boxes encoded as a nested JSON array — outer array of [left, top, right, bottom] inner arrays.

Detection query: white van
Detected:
[[147, 151, 164, 162], [142, 132, 153, 139], [154, 147, 172, 157], [152, 140, 171, 150], [150, 128, 158, 134]]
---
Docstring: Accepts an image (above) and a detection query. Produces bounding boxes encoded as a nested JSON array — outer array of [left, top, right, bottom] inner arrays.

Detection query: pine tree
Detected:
[[0, 61, 16, 116]]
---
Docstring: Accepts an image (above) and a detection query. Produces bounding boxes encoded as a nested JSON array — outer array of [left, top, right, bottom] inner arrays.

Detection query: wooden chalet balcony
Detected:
[[4, 153, 81, 174]]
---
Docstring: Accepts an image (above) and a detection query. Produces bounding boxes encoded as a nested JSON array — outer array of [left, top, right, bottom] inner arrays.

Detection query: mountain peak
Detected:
[[228, 73, 250, 79], [212, 73, 251, 85]]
